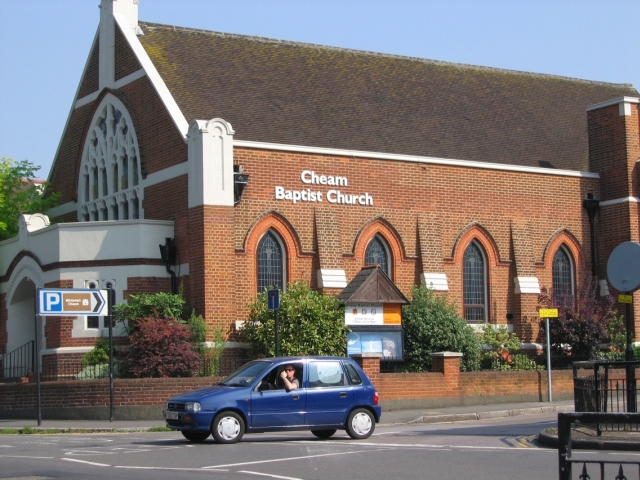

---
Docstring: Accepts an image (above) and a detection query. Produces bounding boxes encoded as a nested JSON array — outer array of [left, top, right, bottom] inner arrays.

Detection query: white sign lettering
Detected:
[[274, 171, 374, 206]]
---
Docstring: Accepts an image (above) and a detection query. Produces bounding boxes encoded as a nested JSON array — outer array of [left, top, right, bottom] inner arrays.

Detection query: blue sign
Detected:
[[37, 288, 109, 316], [267, 289, 280, 310]]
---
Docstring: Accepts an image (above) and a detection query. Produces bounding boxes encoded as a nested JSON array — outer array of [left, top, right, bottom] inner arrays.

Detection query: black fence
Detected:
[[37, 355, 250, 382], [0, 341, 34, 382], [558, 412, 640, 480]]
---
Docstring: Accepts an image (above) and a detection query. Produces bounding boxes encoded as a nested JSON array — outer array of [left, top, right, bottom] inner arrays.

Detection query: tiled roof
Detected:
[[337, 266, 410, 304], [138, 22, 638, 171]]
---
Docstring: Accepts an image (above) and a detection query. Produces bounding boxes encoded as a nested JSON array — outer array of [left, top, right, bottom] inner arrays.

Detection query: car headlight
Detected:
[[184, 402, 202, 412], [165, 402, 169, 410]]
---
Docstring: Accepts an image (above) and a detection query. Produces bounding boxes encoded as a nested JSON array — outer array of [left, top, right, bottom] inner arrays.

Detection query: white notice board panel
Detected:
[[344, 303, 383, 325]]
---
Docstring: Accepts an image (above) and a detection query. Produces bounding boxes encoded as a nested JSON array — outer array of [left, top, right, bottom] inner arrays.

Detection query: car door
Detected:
[[304, 360, 353, 426], [250, 364, 306, 428]]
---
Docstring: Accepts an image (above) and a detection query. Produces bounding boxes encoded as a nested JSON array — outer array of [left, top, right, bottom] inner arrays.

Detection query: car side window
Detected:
[[344, 362, 363, 385], [308, 361, 346, 388]]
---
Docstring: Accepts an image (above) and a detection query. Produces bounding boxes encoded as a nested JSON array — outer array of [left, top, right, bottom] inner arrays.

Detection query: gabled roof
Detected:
[[136, 22, 638, 172], [337, 266, 409, 305]]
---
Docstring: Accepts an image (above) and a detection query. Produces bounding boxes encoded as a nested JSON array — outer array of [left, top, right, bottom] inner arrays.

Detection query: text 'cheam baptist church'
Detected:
[[274, 170, 375, 206]]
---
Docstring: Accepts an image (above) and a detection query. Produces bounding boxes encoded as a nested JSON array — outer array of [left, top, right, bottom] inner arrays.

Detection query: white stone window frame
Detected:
[[78, 94, 143, 222]]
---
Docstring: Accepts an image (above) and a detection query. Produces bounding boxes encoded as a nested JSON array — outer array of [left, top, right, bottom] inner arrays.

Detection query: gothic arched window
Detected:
[[553, 245, 574, 301], [365, 234, 391, 277], [78, 95, 143, 221], [463, 241, 487, 323], [257, 230, 286, 293]]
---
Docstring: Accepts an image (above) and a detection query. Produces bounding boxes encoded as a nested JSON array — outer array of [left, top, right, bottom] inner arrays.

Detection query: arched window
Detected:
[[257, 230, 286, 293], [553, 245, 574, 301], [365, 234, 391, 277], [78, 95, 143, 221], [463, 241, 487, 323]]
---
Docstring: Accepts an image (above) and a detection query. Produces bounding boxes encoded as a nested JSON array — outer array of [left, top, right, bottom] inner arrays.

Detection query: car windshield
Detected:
[[219, 360, 272, 387]]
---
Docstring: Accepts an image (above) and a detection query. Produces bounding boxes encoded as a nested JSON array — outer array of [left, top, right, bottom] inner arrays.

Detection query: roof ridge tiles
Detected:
[[137, 21, 634, 88]]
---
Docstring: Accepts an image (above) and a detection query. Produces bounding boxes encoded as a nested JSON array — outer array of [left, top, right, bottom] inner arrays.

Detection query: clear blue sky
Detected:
[[1, 0, 639, 180]]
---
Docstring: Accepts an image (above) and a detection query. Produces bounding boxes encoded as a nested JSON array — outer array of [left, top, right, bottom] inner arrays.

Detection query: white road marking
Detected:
[[203, 447, 389, 469], [239, 470, 305, 480], [114, 466, 227, 472], [62, 458, 111, 467], [0, 455, 53, 459]]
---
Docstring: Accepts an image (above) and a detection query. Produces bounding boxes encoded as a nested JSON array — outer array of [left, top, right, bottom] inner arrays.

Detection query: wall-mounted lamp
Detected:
[[159, 237, 178, 293], [234, 172, 249, 206], [582, 193, 600, 277]]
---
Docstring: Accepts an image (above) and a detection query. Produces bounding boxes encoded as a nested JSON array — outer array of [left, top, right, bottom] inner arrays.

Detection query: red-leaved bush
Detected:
[[538, 275, 618, 358], [125, 317, 201, 377]]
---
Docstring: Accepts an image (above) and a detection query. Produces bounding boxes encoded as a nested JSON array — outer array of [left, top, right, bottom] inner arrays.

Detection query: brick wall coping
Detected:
[[350, 353, 382, 359], [430, 352, 463, 358]]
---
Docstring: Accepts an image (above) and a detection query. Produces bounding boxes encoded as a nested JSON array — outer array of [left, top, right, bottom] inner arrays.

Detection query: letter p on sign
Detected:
[[45, 292, 62, 312]]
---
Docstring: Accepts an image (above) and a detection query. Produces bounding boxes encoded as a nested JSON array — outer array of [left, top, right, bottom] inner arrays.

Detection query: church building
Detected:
[[2, 0, 639, 372]]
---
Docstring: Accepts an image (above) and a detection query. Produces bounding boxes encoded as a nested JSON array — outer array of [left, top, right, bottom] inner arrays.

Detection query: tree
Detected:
[[243, 281, 349, 357], [112, 291, 187, 333], [0, 158, 60, 241], [538, 275, 619, 358], [402, 284, 482, 371]]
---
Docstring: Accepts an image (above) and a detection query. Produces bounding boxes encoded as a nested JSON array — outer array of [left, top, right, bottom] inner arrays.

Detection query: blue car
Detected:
[[164, 356, 381, 443]]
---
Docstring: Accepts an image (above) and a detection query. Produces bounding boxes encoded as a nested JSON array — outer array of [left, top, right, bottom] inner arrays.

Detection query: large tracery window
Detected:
[[365, 234, 391, 277], [553, 245, 574, 301], [463, 241, 488, 323], [257, 230, 286, 293], [79, 96, 143, 221]]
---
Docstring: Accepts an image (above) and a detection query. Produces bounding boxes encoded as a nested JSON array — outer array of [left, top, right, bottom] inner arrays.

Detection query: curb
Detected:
[[392, 405, 575, 425], [538, 429, 640, 451]]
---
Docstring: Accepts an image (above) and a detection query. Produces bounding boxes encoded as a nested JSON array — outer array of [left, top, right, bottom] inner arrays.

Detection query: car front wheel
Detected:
[[181, 430, 210, 442], [346, 408, 374, 439], [211, 411, 245, 444], [311, 429, 337, 439]]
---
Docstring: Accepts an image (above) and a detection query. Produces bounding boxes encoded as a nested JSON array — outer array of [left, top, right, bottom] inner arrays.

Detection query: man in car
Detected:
[[279, 364, 299, 391]]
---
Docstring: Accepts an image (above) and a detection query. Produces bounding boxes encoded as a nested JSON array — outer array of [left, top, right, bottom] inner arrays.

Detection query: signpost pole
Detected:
[[624, 293, 636, 412], [545, 318, 553, 402], [267, 289, 280, 357], [108, 287, 114, 422], [34, 286, 41, 426]]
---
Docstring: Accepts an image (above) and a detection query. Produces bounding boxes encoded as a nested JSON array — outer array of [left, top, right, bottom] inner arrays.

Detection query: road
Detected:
[[1, 413, 638, 479]]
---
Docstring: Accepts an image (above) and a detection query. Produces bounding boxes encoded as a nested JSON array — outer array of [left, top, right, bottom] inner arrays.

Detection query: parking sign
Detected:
[[37, 288, 109, 316]]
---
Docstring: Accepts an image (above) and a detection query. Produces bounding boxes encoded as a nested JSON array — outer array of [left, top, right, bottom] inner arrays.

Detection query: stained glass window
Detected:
[[257, 231, 285, 293], [463, 241, 486, 323], [365, 235, 390, 276], [553, 246, 573, 301]]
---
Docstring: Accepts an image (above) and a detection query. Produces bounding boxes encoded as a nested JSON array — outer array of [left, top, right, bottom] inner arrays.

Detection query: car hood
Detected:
[[169, 384, 245, 402]]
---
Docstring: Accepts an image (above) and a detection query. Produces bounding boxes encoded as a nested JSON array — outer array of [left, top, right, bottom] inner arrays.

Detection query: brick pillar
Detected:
[[352, 353, 380, 385], [430, 351, 462, 376], [588, 97, 640, 334]]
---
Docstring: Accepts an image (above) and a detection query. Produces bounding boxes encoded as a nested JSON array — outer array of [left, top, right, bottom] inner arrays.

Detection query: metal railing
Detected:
[[558, 412, 640, 480], [0, 341, 34, 381], [36, 355, 251, 381]]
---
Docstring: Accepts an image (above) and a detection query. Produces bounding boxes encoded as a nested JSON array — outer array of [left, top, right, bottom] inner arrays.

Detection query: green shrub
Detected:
[[402, 283, 482, 372], [113, 292, 186, 333], [188, 310, 225, 376], [243, 282, 348, 357], [81, 338, 110, 367]]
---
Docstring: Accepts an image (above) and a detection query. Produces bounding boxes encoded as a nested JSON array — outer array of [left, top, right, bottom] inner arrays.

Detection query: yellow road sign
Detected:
[[618, 294, 633, 304], [539, 308, 558, 318]]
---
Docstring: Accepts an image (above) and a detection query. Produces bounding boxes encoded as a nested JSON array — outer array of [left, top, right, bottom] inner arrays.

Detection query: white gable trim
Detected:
[[233, 140, 599, 179]]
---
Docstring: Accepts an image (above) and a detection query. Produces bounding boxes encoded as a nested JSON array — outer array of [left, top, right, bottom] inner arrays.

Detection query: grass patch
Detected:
[[148, 426, 172, 432], [0, 428, 19, 434]]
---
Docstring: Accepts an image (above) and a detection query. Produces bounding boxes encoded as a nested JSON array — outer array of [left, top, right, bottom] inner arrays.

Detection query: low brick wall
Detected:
[[0, 377, 224, 420], [0, 354, 577, 420]]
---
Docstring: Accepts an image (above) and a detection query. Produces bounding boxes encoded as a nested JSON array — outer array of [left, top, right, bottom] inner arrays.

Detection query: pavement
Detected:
[[0, 400, 575, 431], [0, 399, 638, 450]]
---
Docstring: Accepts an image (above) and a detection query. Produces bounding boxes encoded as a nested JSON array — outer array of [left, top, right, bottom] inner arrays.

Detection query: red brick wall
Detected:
[[115, 23, 142, 81], [77, 37, 99, 99]]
